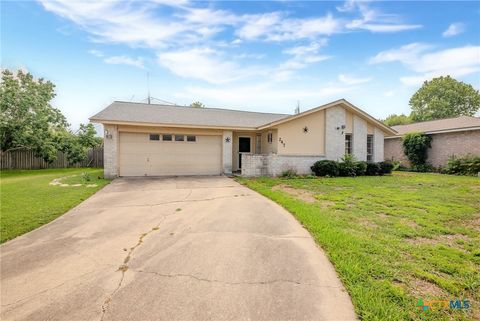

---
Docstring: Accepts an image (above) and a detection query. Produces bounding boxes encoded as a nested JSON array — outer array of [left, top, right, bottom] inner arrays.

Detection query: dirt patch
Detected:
[[49, 175, 98, 188], [357, 218, 377, 229], [272, 184, 317, 203], [406, 234, 469, 247], [409, 278, 447, 299]]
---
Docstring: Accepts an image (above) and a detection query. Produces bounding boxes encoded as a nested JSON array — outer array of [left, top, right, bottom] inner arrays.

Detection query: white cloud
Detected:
[[443, 23, 465, 37], [180, 83, 353, 109], [237, 13, 343, 41], [338, 74, 372, 85], [104, 55, 144, 68], [342, 1, 422, 33], [157, 48, 265, 84], [88, 49, 104, 57], [371, 43, 480, 86], [369, 43, 432, 65], [383, 90, 395, 97]]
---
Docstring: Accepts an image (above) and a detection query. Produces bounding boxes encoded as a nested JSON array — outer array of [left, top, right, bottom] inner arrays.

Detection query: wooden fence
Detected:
[[0, 147, 104, 170]]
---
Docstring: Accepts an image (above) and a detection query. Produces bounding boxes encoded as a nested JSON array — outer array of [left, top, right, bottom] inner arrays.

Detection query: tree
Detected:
[[409, 76, 480, 122], [190, 101, 205, 108], [1, 69, 69, 161], [0, 69, 102, 163], [383, 113, 412, 126]]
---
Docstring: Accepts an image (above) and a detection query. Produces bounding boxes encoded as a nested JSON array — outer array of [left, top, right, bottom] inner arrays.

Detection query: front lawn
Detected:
[[0, 168, 110, 243], [237, 172, 479, 321]]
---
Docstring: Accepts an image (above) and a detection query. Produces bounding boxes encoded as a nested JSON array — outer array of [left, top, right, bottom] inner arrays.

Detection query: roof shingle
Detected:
[[90, 101, 289, 128], [391, 116, 480, 135]]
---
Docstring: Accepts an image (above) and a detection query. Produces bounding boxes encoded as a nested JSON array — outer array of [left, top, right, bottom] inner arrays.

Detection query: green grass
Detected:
[[237, 172, 480, 321], [1, 168, 110, 243]]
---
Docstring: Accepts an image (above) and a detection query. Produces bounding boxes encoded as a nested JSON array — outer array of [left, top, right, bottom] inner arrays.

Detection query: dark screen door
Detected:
[[238, 137, 251, 169]]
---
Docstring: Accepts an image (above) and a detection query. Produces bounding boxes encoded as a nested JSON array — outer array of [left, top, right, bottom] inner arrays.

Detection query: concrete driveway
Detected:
[[1, 176, 356, 321]]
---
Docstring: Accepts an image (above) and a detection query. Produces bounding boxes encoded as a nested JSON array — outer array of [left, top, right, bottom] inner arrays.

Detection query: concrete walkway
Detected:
[[1, 176, 356, 321]]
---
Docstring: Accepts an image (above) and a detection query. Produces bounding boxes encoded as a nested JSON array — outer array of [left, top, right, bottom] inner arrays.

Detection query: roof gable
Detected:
[[258, 99, 397, 135]]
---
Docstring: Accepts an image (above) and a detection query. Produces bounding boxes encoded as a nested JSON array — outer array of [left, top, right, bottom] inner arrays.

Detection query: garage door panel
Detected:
[[119, 132, 222, 176]]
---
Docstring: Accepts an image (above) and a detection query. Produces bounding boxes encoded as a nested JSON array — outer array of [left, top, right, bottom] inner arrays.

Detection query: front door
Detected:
[[238, 137, 251, 169]]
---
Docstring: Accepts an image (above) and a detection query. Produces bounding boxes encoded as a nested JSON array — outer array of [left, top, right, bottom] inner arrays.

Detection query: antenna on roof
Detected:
[[295, 101, 300, 114], [147, 72, 151, 104]]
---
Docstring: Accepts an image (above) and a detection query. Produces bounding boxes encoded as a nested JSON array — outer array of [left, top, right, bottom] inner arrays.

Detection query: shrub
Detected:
[[355, 161, 367, 176], [402, 132, 432, 167], [366, 162, 381, 175], [311, 160, 339, 177], [445, 154, 480, 175], [378, 161, 394, 175], [338, 154, 358, 177], [411, 164, 434, 172], [281, 169, 297, 178]]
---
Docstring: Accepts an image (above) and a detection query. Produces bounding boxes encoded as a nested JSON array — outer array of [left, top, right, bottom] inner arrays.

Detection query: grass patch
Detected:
[[1, 168, 110, 243], [237, 172, 479, 321]]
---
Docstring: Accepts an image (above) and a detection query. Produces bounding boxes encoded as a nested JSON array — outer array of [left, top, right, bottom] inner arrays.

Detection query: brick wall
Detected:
[[384, 130, 480, 168], [241, 154, 325, 177]]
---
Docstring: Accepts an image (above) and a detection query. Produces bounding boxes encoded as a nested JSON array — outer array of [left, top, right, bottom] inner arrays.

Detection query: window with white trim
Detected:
[[186, 135, 196, 142], [345, 134, 352, 155], [162, 134, 172, 141], [367, 134, 374, 162], [267, 132, 273, 144], [149, 134, 160, 141], [175, 135, 184, 142]]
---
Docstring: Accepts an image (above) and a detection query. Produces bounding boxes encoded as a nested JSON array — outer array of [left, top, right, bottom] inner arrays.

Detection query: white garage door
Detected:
[[119, 132, 222, 176]]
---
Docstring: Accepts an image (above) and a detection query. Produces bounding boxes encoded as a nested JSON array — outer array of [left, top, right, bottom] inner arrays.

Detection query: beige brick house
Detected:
[[384, 116, 480, 168], [90, 99, 395, 178]]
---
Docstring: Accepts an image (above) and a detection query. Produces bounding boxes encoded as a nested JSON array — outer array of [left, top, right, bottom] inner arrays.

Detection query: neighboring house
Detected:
[[384, 116, 480, 168], [90, 99, 395, 178]]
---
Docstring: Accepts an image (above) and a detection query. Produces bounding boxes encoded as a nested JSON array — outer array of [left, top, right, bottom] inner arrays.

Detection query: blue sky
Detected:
[[2, 0, 480, 129]]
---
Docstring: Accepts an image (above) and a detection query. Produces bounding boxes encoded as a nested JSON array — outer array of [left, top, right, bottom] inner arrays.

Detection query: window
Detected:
[[186, 135, 196, 142], [149, 134, 160, 141], [255, 134, 261, 154], [345, 134, 352, 155], [367, 135, 374, 162], [267, 132, 273, 144], [162, 134, 172, 141], [175, 135, 184, 142]]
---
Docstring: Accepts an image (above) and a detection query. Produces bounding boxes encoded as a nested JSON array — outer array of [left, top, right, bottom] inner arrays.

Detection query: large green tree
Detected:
[[383, 113, 412, 126], [1, 69, 101, 163], [409, 76, 480, 121]]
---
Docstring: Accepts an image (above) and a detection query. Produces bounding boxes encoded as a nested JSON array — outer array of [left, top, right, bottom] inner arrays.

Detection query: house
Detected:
[[384, 116, 480, 168], [90, 99, 396, 178]]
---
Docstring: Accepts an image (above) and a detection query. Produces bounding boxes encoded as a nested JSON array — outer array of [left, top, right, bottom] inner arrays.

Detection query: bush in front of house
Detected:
[[365, 162, 381, 176], [311, 160, 339, 177], [444, 154, 480, 176], [378, 161, 394, 175], [338, 155, 358, 177], [402, 132, 432, 171], [355, 161, 368, 176], [311, 158, 393, 177], [280, 168, 298, 178]]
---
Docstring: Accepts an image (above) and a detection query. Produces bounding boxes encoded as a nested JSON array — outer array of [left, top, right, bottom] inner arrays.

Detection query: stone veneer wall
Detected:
[[353, 115, 367, 161], [103, 124, 119, 179], [325, 106, 346, 161], [373, 128, 384, 162], [241, 154, 326, 177]]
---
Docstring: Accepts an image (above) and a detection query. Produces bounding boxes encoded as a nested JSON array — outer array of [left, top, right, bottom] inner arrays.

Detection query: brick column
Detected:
[[353, 115, 367, 161], [222, 130, 233, 175], [374, 128, 384, 162], [325, 106, 346, 160], [103, 124, 119, 179]]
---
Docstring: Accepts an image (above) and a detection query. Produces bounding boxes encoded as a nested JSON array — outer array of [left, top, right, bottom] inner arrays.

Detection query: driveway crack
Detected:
[[99, 189, 192, 321], [132, 269, 342, 289]]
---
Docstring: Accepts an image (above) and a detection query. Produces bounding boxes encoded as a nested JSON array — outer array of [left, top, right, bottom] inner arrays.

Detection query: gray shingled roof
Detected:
[[392, 116, 480, 135], [90, 101, 289, 128]]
